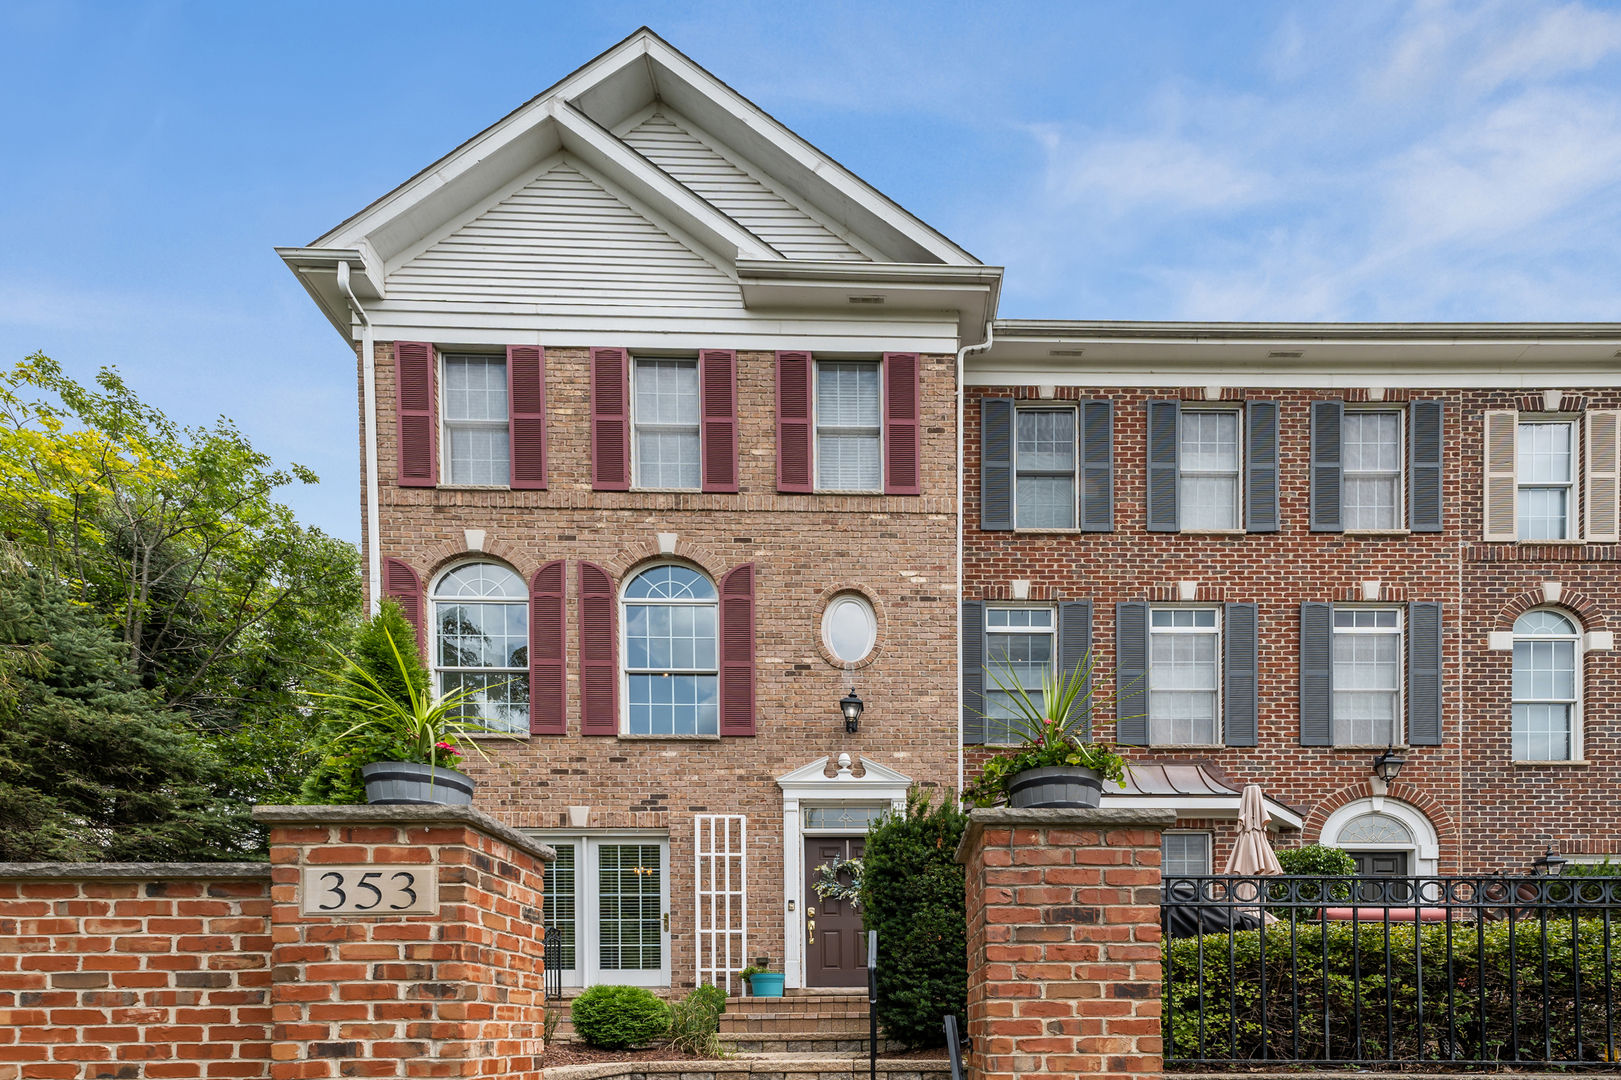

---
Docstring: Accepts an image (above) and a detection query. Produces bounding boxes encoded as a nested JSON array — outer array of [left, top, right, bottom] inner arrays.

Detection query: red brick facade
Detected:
[[362, 342, 961, 990], [962, 382, 1621, 874], [957, 807, 1173, 1080]]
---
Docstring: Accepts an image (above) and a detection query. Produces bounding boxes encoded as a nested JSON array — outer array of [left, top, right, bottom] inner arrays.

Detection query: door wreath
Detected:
[[811, 856, 864, 908]]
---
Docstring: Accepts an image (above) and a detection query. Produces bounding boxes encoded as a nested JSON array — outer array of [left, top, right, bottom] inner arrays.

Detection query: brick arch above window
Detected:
[[420, 535, 544, 584], [600, 536, 729, 582], [1304, 781, 1460, 871], [1495, 591, 1607, 632]]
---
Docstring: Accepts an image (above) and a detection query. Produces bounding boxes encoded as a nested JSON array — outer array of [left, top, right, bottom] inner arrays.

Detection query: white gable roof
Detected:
[[281, 28, 998, 349]]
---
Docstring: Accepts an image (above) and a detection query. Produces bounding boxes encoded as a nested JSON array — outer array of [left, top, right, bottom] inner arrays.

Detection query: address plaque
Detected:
[[299, 864, 438, 915]]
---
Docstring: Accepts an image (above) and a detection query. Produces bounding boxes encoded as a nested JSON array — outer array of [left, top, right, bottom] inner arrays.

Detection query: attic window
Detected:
[[847, 295, 886, 305]]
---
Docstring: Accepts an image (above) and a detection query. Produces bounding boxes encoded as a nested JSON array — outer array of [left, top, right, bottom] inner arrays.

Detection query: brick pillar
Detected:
[[954, 807, 1175, 1080], [254, 805, 553, 1080]]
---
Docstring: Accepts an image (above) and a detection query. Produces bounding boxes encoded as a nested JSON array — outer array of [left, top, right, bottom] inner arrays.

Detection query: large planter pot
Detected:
[[361, 761, 474, 806], [747, 973, 784, 998], [1007, 765, 1102, 809]]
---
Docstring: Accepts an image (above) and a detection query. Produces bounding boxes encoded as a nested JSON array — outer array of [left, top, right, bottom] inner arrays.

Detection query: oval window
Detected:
[[824, 595, 877, 664]]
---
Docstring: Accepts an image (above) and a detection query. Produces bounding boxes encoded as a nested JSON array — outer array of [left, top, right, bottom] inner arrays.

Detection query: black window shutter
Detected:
[[1146, 400, 1180, 532], [1408, 601, 1443, 746], [1300, 602, 1333, 745], [1410, 401, 1443, 533], [1115, 601, 1148, 745], [1310, 401, 1344, 532], [1223, 602, 1258, 747], [962, 600, 985, 744], [1058, 600, 1093, 739], [1246, 400, 1279, 532], [980, 399, 1014, 531], [1082, 400, 1114, 532]]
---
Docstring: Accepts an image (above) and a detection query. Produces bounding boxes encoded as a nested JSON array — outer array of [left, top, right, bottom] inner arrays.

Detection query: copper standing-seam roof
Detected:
[[1103, 761, 1307, 829]]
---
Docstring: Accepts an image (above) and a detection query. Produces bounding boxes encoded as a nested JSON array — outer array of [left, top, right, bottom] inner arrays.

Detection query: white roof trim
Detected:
[[1098, 791, 1304, 832]]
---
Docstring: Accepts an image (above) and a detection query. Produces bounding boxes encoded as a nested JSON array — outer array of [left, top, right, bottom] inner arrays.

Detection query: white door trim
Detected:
[[776, 754, 911, 988], [1320, 797, 1441, 877]]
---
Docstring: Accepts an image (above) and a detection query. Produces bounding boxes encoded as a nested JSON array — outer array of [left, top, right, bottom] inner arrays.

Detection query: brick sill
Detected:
[[1343, 530, 1412, 537], [436, 485, 511, 491], [619, 733, 722, 742], [1179, 529, 1245, 536], [1514, 759, 1591, 767]]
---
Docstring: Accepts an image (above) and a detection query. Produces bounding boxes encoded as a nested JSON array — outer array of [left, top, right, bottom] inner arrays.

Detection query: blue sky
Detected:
[[5, 1, 1621, 542]]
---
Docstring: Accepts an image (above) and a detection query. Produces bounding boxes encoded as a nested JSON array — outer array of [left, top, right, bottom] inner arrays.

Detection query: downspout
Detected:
[[956, 321, 994, 796], [338, 261, 382, 616]]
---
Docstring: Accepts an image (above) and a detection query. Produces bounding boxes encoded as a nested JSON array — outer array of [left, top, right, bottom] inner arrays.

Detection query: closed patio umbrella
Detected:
[[1225, 783, 1284, 876]]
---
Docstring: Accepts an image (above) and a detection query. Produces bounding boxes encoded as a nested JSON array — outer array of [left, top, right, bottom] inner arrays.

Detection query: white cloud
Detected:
[[1035, 129, 1275, 215]]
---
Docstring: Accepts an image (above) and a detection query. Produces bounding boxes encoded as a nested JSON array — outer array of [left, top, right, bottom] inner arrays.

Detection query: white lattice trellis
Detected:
[[695, 814, 746, 993]]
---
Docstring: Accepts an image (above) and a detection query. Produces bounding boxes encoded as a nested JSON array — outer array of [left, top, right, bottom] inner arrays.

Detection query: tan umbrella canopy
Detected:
[[1224, 783, 1284, 875]]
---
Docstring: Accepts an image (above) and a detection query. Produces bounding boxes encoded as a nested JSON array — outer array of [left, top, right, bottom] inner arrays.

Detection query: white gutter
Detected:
[[955, 322, 994, 797], [337, 261, 382, 616]]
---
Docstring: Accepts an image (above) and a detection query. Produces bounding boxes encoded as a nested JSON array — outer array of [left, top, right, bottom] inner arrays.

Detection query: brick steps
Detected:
[[549, 991, 899, 1054]]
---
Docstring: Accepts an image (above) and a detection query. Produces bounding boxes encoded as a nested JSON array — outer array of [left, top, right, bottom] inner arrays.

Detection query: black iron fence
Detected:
[[1163, 874, 1621, 1068]]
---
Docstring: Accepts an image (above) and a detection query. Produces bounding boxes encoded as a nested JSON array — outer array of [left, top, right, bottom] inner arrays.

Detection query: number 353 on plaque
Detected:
[[299, 865, 438, 915]]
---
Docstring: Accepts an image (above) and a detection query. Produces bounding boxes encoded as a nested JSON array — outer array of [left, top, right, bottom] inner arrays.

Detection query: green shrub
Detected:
[[861, 786, 968, 1049], [569, 985, 671, 1049], [667, 987, 726, 1056], [1275, 844, 1356, 876], [1166, 914, 1621, 1062]]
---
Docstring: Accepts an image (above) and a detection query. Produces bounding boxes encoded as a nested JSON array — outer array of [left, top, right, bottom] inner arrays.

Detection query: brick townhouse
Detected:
[[961, 323, 1621, 877], [278, 29, 995, 993], [279, 28, 1621, 993]]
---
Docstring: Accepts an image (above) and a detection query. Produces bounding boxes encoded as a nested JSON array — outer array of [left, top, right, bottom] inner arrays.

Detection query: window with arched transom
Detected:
[[1513, 609, 1581, 761], [431, 562, 529, 734]]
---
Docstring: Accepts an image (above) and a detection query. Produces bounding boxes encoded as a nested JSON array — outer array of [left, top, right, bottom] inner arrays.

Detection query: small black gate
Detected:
[[1163, 874, 1621, 1067]]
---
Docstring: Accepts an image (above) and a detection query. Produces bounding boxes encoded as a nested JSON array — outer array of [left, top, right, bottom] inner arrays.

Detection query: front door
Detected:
[[1348, 849, 1410, 901], [804, 837, 867, 987]]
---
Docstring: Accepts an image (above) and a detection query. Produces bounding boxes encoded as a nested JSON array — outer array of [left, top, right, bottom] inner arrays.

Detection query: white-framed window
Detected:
[[1180, 409, 1241, 530], [1343, 410, 1402, 530], [815, 361, 882, 491], [1015, 408, 1078, 529], [442, 354, 510, 485], [632, 358, 701, 489], [537, 833, 670, 988], [1512, 609, 1581, 761], [823, 594, 877, 665], [984, 606, 1055, 744], [1162, 832, 1212, 877], [1148, 607, 1221, 745], [1518, 421, 1575, 540], [622, 565, 718, 736], [431, 562, 529, 733], [1332, 607, 1402, 746]]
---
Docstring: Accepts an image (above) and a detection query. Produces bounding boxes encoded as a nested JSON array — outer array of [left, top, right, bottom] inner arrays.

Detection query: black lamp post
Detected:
[[840, 688, 864, 734], [1372, 747, 1407, 783], [1533, 846, 1568, 876]]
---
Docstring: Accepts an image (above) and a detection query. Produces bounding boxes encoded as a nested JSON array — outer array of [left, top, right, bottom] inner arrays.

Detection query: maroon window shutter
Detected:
[[578, 561, 618, 735], [508, 346, 547, 490], [883, 352, 921, 495], [590, 348, 630, 490], [700, 350, 739, 493], [395, 342, 438, 487], [529, 560, 566, 735], [382, 558, 425, 657], [719, 563, 756, 737], [775, 351, 813, 492]]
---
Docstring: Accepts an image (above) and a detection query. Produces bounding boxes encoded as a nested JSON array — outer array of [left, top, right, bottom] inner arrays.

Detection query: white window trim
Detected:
[[812, 359, 884, 494], [630, 355, 702, 492], [1012, 404, 1081, 531], [821, 593, 878, 665], [1161, 830, 1214, 877], [618, 563, 721, 739], [438, 352, 511, 489], [1511, 606, 1584, 763], [1179, 405, 1244, 533], [1320, 796, 1440, 876], [983, 604, 1057, 746], [1147, 605, 1223, 747], [528, 831, 671, 989], [1330, 605, 1405, 748], [1343, 405, 1406, 532], [428, 559, 530, 732], [1516, 417, 1579, 542]]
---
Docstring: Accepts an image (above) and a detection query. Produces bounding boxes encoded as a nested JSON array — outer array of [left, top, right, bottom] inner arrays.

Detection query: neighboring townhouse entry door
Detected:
[[804, 837, 867, 987]]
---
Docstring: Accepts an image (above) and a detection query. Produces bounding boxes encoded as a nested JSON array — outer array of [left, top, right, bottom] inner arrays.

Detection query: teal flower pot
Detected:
[[748, 972, 784, 997]]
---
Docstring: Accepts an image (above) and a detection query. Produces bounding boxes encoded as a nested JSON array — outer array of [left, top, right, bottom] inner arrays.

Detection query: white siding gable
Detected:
[[389, 161, 742, 309], [624, 111, 870, 263]]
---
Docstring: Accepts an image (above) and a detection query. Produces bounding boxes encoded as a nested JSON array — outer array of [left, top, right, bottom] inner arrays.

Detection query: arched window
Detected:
[[431, 562, 529, 734], [1513, 609, 1580, 761], [623, 565, 718, 736]]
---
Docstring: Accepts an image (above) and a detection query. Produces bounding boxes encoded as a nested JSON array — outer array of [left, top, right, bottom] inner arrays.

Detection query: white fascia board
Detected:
[[739, 261, 1002, 345], [629, 39, 978, 267], [275, 246, 387, 339], [1098, 793, 1305, 832], [552, 101, 779, 263]]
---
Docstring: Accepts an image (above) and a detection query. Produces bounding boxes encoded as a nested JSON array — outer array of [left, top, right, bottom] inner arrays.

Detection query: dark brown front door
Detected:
[[805, 837, 867, 987], [1349, 850, 1411, 901]]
